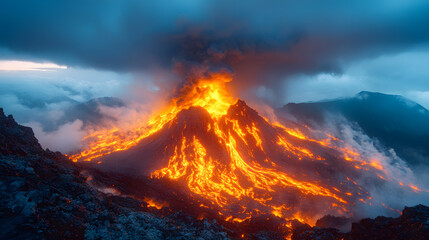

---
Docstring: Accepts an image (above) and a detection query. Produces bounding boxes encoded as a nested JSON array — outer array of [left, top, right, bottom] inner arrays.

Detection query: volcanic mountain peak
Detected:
[[2, 106, 428, 239], [69, 72, 236, 162], [226, 100, 267, 125], [69, 78, 426, 226], [171, 105, 215, 127], [95, 97, 368, 223]]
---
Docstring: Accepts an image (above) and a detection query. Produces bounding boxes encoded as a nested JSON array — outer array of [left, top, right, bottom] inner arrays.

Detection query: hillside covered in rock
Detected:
[[0, 108, 230, 240]]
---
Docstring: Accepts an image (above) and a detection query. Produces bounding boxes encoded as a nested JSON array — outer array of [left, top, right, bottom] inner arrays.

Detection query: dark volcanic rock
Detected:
[[316, 215, 351, 231], [292, 226, 344, 240], [0, 108, 43, 156], [0, 108, 230, 240], [349, 204, 429, 240], [292, 205, 429, 240]]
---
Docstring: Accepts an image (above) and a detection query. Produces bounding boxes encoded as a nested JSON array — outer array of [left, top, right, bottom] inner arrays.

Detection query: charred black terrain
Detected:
[[292, 205, 429, 240]]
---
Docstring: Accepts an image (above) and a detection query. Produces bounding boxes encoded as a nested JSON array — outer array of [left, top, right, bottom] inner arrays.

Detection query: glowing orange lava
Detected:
[[69, 72, 421, 225], [144, 197, 169, 210], [70, 72, 234, 162]]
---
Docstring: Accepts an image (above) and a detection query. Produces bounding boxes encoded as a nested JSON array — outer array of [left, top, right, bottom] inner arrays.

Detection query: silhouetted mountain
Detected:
[[56, 97, 125, 130], [292, 204, 429, 240], [0, 108, 43, 156], [15, 93, 78, 109], [30, 97, 126, 132], [278, 91, 429, 167]]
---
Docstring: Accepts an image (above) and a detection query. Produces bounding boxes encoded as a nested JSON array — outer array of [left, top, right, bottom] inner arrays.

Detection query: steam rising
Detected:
[[312, 115, 429, 220], [28, 120, 84, 153]]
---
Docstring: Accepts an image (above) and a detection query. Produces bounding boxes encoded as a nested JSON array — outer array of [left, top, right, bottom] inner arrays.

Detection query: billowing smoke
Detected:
[[28, 120, 85, 153], [310, 114, 429, 222], [1, 1, 429, 104], [1, 1, 429, 151]]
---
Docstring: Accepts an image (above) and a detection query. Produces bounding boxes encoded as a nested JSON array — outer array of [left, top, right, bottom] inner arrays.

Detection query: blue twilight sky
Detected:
[[1, 0, 429, 120]]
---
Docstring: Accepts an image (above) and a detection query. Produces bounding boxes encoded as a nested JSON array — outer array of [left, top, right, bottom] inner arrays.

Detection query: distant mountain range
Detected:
[[58, 97, 125, 129], [278, 91, 429, 167], [38, 97, 125, 132]]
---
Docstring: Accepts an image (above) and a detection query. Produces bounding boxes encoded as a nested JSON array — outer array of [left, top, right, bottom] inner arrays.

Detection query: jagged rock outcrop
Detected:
[[349, 204, 429, 240], [0, 108, 43, 156], [315, 215, 351, 232], [292, 205, 429, 240], [0, 108, 230, 240]]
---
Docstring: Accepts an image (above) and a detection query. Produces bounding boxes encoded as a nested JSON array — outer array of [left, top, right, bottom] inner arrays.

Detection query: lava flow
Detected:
[[69, 72, 422, 226]]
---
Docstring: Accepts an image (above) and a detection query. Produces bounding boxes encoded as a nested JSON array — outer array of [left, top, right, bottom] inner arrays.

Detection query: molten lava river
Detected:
[[69, 72, 423, 233]]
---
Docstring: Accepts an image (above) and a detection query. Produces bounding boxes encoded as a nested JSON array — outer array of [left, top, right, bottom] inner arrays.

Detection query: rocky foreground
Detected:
[[0, 107, 428, 240], [292, 205, 429, 240], [0, 108, 229, 240]]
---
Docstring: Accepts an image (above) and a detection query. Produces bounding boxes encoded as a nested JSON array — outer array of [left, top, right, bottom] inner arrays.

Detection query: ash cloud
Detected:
[[1, 0, 428, 172], [1, 1, 429, 104]]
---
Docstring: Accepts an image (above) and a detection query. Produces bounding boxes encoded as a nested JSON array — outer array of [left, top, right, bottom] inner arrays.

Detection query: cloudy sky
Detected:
[[1, 0, 429, 125]]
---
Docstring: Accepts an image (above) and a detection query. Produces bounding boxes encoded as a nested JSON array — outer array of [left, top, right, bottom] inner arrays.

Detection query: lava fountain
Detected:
[[69, 71, 424, 227]]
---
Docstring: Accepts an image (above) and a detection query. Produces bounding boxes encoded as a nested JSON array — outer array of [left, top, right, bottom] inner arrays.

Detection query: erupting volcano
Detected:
[[3, 2, 429, 239], [67, 71, 423, 230]]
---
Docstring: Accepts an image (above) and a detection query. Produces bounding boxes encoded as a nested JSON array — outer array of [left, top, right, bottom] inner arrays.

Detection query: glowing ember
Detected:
[[144, 197, 169, 210], [409, 185, 422, 192]]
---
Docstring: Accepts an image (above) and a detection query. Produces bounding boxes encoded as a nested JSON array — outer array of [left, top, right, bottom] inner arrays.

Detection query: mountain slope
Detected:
[[0, 108, 229, 240], [72, 75, 427, 227], [278, 91, 429, 167], [95, 99, 391, 225], [1, 105, 429, 239]]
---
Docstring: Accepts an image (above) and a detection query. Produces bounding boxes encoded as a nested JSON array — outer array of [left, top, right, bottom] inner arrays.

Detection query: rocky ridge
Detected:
[[0, 108, 230, 240], [292, 205, 429, 240]]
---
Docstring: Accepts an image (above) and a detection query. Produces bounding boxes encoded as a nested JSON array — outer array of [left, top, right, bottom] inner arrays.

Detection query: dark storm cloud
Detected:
[[1, 0, 429, 90]]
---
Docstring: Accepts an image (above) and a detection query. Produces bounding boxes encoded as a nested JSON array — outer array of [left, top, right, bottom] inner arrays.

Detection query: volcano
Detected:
[[1, 107, 429, 239], [69, 73, 424, 229]]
